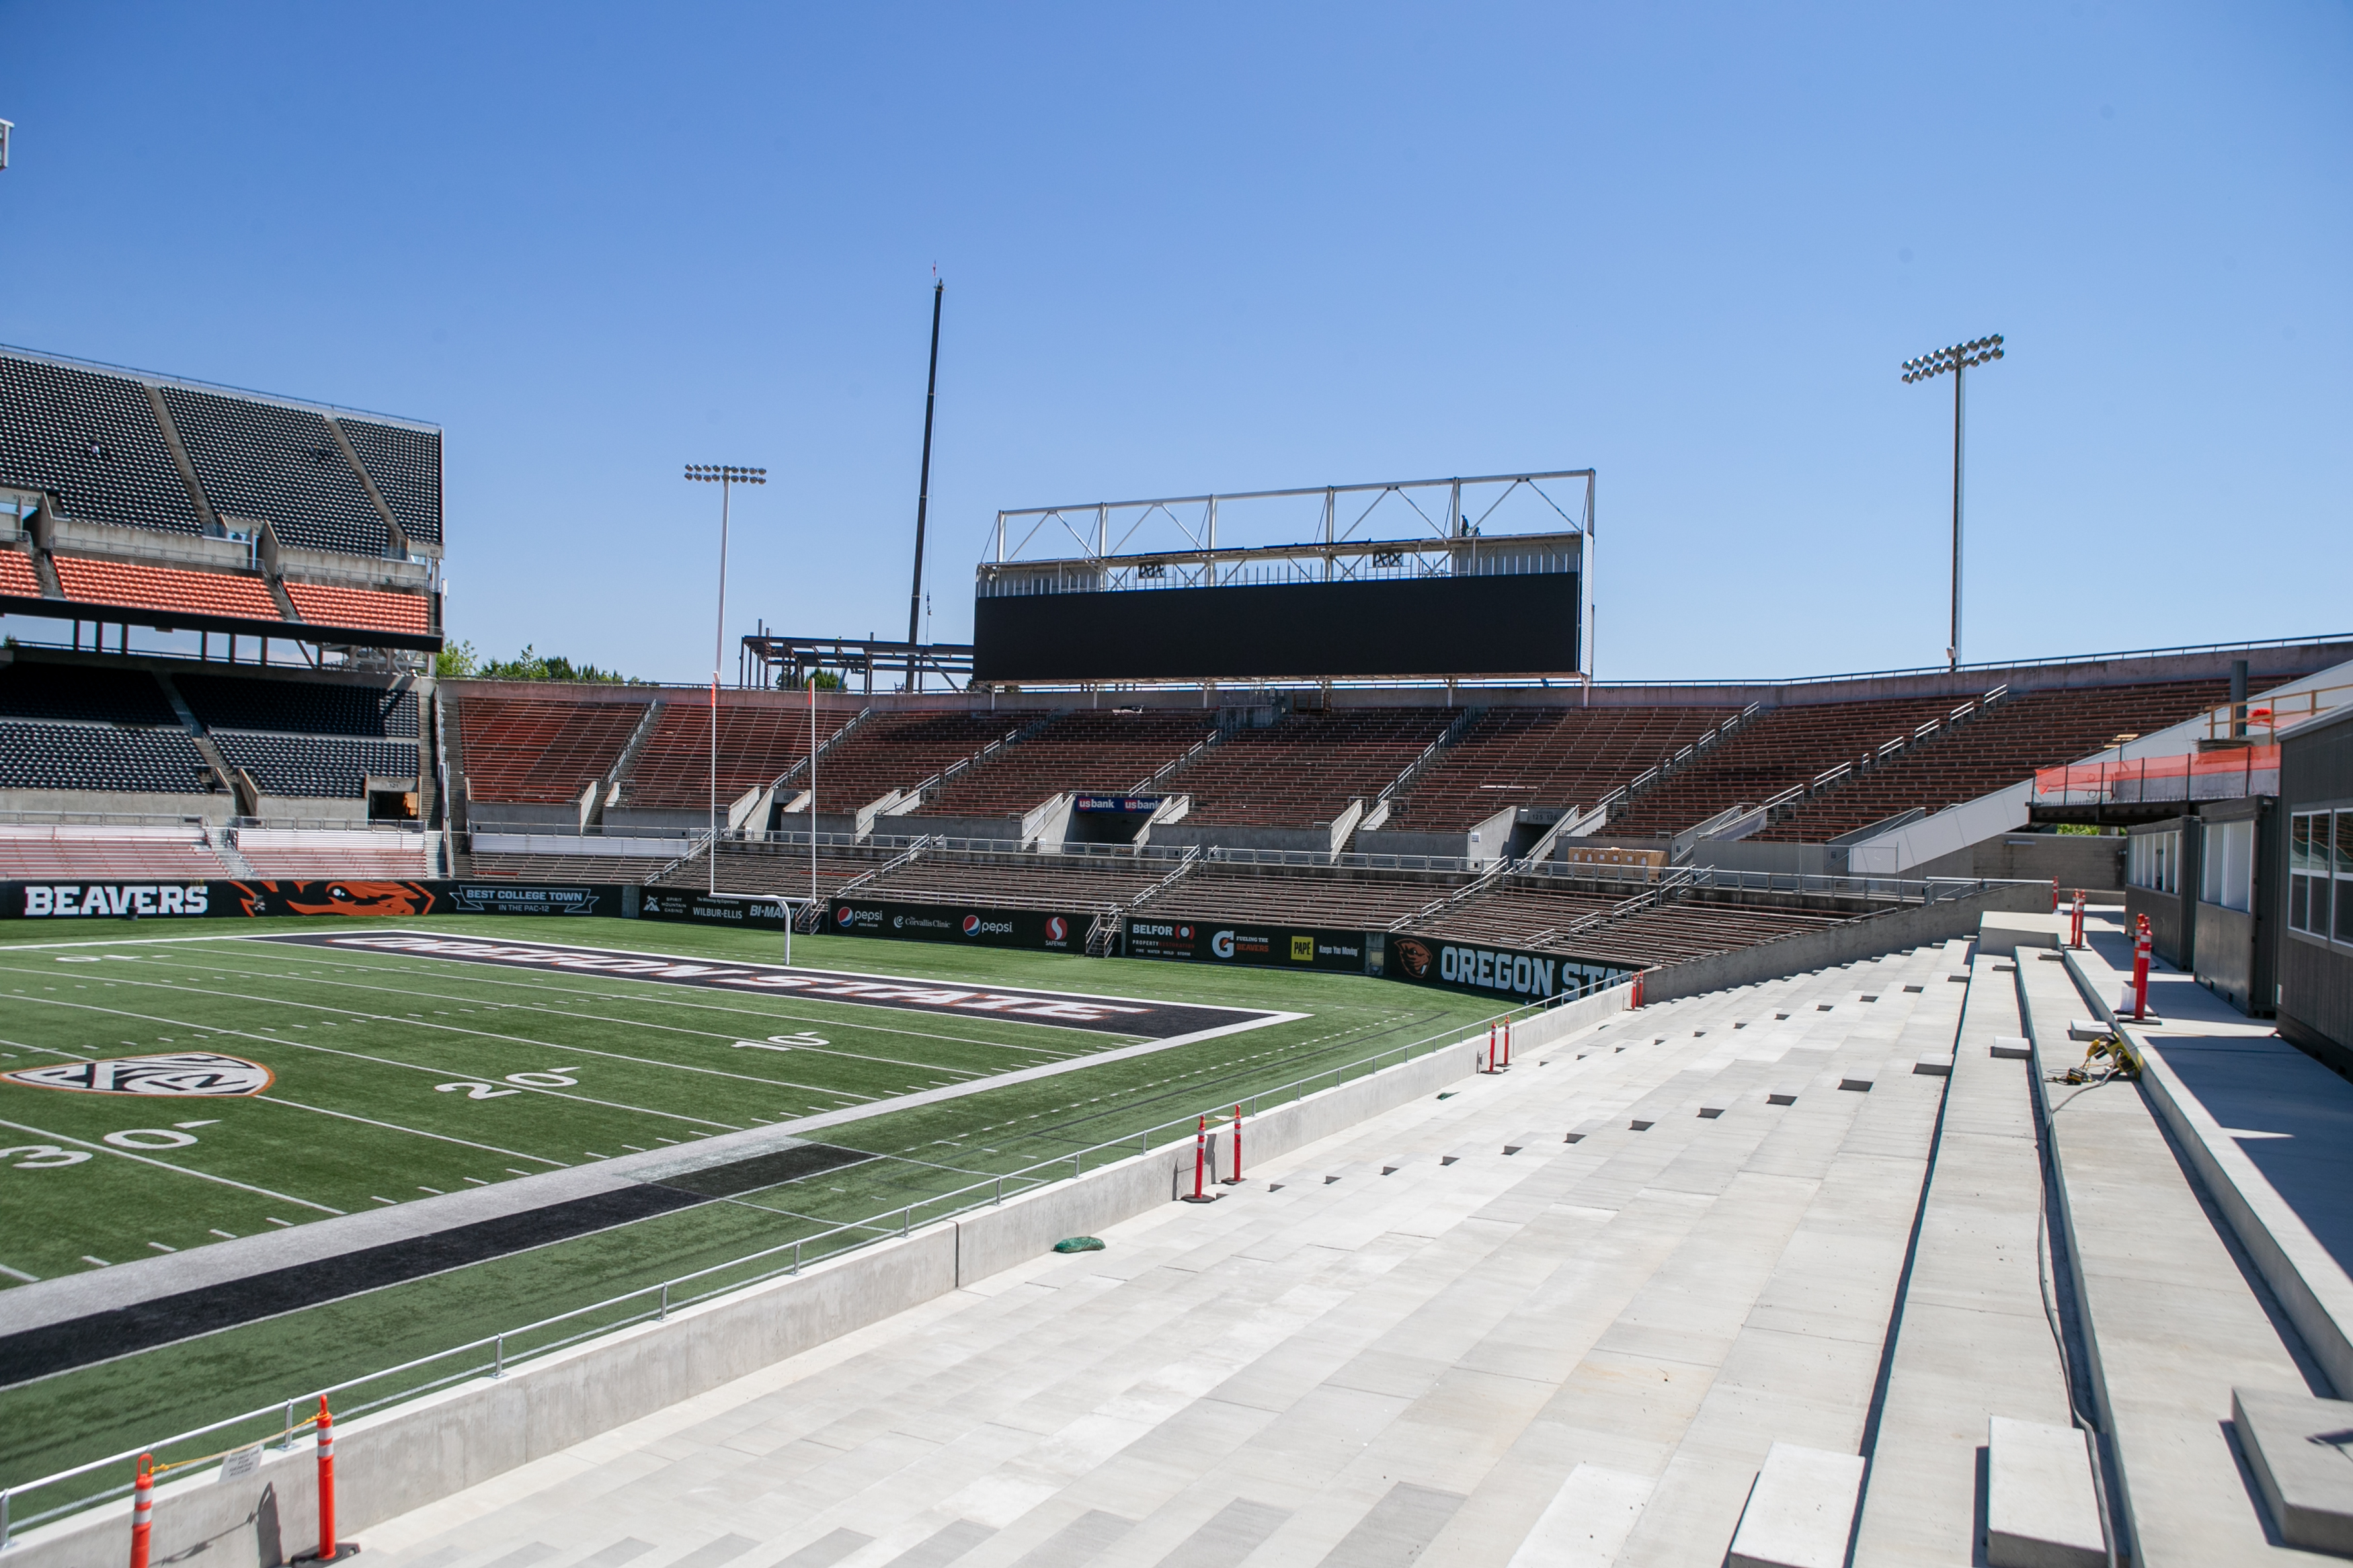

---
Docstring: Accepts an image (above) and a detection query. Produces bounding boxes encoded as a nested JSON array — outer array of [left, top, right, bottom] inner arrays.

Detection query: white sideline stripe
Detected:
[[0, 1116, 345, 1214]]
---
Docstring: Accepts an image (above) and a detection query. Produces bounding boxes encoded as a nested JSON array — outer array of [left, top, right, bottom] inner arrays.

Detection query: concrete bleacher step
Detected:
[[1724, 1443, 1865, 1568], [1986, 1416, 2108, 1568]]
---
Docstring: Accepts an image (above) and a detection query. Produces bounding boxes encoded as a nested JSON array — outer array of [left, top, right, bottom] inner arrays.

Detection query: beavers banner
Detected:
[[1, 880, 627, 921], [1381, 932, 1631, 1004]]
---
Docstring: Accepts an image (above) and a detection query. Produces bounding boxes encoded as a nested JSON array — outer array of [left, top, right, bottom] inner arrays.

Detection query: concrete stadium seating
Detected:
[[1170, 707, 1454, 827], [1388, 703, 1739, 827]]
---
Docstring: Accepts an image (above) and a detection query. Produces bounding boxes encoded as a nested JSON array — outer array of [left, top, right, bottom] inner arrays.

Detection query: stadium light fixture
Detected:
[[684, 464, 767, 894], [0, 119, 13, 171], [1901, 335, 2002, 670]]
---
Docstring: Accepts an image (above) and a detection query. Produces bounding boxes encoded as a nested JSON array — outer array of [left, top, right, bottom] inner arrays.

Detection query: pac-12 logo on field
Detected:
[[2, 1052, 272, 1097], [1044, 916, 1067, 943]]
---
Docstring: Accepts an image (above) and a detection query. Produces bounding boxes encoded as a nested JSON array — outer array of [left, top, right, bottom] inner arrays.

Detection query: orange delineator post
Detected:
[[315, 1395, 338, 1563], [1503, 1020, 1512, 1068], [1192, 1114, 1207, 1200], [128, 1454, 153, 1568], [2130, 915, 2153, 1020], [1230, 1104, 1242, 1184], [2070, 889, 2087, 949], [1632, 968, 1645, 1008]]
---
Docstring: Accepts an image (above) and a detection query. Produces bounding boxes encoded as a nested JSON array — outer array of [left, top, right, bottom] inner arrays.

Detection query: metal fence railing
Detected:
[[0, 985, 1616, 1546]]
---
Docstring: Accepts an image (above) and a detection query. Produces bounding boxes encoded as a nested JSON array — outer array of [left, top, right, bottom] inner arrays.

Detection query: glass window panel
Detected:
[[2317, 878, 2336, 941], [2292, 874, 2311, 932], [2292, 813, 2317, 876], [2338, 876, 2353, 944], [2336, 812, 2353, 876]]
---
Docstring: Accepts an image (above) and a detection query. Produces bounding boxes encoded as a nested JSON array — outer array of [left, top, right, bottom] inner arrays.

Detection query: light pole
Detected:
[[1902, 333, 2003, 669], [684, 463, 765, 895]]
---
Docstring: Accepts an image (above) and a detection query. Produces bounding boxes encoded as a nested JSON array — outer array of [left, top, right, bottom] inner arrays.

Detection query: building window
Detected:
[[2130, 829, 2180, 895], [2202, 819, 2253, 912], [2290, 810, 2340, 940]]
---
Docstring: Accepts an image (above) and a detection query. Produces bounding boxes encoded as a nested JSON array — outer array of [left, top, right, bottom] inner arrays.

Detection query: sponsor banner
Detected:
[[253, 930, 1270, 1037], [635, 889, 795, 930], [1383, 934, 1632, 1003], [1072, 794, 1163, 815], [829, 899, 1085, 952], [1123, 917, 1369, 973], [1, 880, 628, 920]]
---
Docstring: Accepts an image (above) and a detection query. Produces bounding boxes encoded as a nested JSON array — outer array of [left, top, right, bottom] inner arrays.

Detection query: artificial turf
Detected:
[[0, 913, 1502, 1503]]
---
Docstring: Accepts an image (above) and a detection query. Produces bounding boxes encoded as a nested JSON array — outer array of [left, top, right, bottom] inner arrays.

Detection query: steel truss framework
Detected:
[[740, 631, 973, 694], [980, 470, 1595, 598]]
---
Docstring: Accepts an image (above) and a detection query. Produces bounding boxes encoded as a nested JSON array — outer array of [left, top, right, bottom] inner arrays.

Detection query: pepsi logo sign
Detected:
[[961, 914, 982, 936], [835, 906, 854, 927]]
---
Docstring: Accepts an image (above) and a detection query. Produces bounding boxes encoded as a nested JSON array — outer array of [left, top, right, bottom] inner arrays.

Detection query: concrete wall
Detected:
[[0, 789, 232, 823], [883, 813, 1029, 843], [1907, 831, 2126, 891], [1355, 827, 1476, 860], [1147, 821, 1334, 854], [11, 992, 1628, 1568], [1685, 839, 1835, 876], [1639, 883, 2053, 1005]]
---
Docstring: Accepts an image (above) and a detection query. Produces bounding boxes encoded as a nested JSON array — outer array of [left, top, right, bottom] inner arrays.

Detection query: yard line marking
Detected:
[[254, 1096, 569, 1167], [141, 957, 1000, 1081], [0, 1034, 577, 1168], [143, 947, 1102, 1058], [0, 1264, 39, 1283], [0, 1117, 345, 1214], [9, 959, 887, 1106], [1, 996, 758, 1132]]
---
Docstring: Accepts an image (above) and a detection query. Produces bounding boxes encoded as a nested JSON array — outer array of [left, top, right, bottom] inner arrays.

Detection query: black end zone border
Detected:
[[251, 930, 1277, 1039]]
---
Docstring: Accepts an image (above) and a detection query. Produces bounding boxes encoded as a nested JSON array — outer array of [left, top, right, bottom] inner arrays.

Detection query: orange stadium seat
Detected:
[[51, 555, 283, 621], [284, 581, 432, 634], [0, 549, 40, 597]]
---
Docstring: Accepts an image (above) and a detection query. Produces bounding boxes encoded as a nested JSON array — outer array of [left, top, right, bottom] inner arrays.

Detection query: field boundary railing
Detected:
[[0, 986, 1613, 1544]]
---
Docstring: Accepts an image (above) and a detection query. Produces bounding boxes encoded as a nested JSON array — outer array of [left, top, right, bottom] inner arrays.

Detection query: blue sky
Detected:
[[3, 3, 2346, 685]]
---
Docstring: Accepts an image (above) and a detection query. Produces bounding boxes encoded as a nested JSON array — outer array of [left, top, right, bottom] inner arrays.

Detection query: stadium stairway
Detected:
[[352, 947, 2028, 1568]]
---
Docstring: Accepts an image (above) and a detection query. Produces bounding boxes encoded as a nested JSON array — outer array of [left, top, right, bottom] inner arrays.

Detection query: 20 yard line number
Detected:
[[436, 1069, 579, 1100]]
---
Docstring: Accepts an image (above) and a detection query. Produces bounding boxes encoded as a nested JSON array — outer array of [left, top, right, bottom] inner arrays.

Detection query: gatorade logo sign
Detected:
[[1211, 930, 1238, 958]]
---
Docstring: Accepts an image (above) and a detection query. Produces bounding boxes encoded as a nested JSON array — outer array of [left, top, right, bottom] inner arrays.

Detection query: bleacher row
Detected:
[[456, 675, 2231, 839], [1, 546, 429, 637], [0, 661, 420, 800]]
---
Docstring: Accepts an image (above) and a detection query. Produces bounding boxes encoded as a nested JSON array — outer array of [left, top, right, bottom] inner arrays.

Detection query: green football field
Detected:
[[0, 914, 1503, 1507]]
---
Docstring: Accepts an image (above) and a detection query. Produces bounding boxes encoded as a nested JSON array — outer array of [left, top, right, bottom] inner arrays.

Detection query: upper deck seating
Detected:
[[456, 695, 651, 804], [159, 384, 389, 559], [1171, 708, 1455, 827], [51, 556, 283, 622], [335, 419, 443, 547], [0, 663, 177, 726], [1386, 704, 1740, 829], [1752, 678, 2235, 841], [0, 721, 216, 794], [0, 352, 204, 535], [924, 710, 1213, 818], [785, 710, 1045, 813], [178, 674, 417, 738], [210, 733, 419, 797], [285, 582, 431, 636], [621, 702, 850, 810], [1601, 694, 1970, 837], [0, 825, 231, 880]]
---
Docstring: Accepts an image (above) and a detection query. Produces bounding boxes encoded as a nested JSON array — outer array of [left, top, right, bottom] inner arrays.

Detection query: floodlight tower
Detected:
[[685, 463, 766, 894], [1902, 334, 2003, 669], [0, 119, 14, 171]]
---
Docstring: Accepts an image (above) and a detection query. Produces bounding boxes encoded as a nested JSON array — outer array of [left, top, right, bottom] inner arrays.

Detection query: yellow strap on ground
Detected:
[[149, 1416, 318, 1477]]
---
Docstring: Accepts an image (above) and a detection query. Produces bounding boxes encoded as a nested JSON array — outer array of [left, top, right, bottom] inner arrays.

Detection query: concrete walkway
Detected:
[[348, 947, 1964, 1568], [2016, 929, 2336, 1565]]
